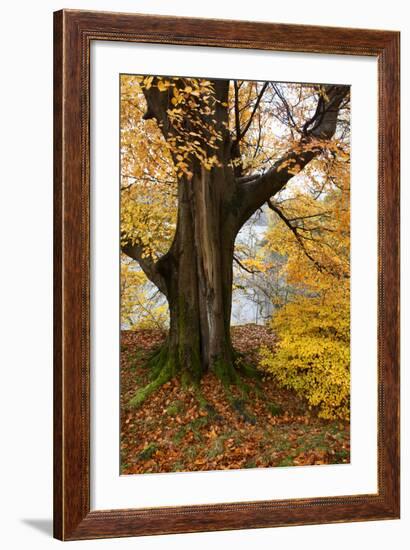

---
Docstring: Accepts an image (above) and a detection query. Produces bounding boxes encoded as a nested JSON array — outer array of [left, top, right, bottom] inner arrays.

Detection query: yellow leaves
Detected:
[[288, 163, 301, 175], [259, 286, 350, 420], [171, 85, 184, 106], [156, 79, 171, 92], [202, 154, 221, 171], [127, 75, 224, 177], [241, 257, 268, 273], [265, 167, 350, 291], [121, 75, 178, 258], [276, 157, 301, 174], [143, 76, 154, 90], [259, 149, 350, 420], [121, 259, 169, 330], [319, 85, 330, 102]]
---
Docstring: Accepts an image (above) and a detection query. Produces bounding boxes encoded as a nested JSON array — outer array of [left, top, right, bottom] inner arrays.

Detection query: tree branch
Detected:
[[141, 77, 185, 140], [233, 255, 260, 274], [121, 238, 169, 297], [266, 199, 325, 271], [271, 83, 299, 133], [233, 81, 241, 142], [235, 84, 349, 229], [238, 82, 268, 141]]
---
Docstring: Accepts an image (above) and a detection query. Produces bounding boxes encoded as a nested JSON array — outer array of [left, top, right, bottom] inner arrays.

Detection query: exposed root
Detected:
[[211, 354, 276, 423], [128, 346, 176, 409], [128, 348, 264, 411], [128, 344, 201, 409], [229, 396, 256, 425], [128, 358, 174, 409], [213, 358, 243, 387]]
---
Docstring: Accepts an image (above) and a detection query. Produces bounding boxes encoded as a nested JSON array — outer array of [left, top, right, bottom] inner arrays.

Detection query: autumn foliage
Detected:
[[259, 154, 350, 419]]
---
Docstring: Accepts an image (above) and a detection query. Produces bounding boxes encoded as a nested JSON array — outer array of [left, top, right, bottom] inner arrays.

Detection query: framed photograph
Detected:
[[54, 9, 400, 540]]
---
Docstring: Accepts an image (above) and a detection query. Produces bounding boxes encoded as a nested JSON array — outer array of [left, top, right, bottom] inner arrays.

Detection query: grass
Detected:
[[137, 443, 158, 461], [166, 400, 184, 416]]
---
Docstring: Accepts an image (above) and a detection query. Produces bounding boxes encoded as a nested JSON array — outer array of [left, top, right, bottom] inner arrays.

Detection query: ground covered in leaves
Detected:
[[120, 326, 350, 475]]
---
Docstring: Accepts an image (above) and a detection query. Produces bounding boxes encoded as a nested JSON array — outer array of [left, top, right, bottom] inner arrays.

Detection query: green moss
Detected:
[[181, 362, 201, 389], [206, 432, 232, 459], [166, 400, 184, 417], [267, 402, 283, 417], [148, 345, 170, 380], [120, 462, 131, 473], [195, 392, 209, 410], [213, 358, 239, 387], [275, 438, 292, 452], [236, 360, 262, 380], [137, 443, 158, 461], [128, 354, 175, 409], [176, 294, 203, 385], [277, 456, 294, 467], [333, 448, 350, 463], [187, 416, 209, 442], [172, 426, 188, 444], [172, 461, 185, 472], [184, 445, 198, 462]]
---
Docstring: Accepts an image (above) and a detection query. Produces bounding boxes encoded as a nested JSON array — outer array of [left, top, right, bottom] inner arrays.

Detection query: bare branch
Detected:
[[266, 199, 325, 272], [233, 81, 241, 142], [233, 255, 260, 274], [238, 82, 269, 141], [121, 238, 168, 297], [235, 84, 349, 229]]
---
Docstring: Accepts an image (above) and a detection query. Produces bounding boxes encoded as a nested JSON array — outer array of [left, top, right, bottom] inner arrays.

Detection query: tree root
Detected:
[[128, 359, 174, 409], [128, 344, 201, 409], [128, 346, 176, 409], [128, 347, 264, 411]]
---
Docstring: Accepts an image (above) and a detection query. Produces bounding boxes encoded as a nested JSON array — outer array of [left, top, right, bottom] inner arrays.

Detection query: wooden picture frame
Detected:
[[53, 9, 400, 540]]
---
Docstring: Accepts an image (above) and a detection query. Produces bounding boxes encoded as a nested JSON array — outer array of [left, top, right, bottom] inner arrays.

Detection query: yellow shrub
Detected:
[[260, 286, 350, 420]]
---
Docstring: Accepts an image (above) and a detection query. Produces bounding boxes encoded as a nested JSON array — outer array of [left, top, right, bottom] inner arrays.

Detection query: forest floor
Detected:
[[120, 326, 350, 475]]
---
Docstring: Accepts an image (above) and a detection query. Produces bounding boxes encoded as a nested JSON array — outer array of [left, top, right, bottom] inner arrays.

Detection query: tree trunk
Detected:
[[163, 164, 238, 384], [158, 79, 239, 384]]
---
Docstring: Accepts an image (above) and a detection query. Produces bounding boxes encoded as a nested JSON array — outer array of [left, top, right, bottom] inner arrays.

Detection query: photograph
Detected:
[[119, 74, 351, 475], [0, 0, 405, 546], [49, 7, 400, 540]]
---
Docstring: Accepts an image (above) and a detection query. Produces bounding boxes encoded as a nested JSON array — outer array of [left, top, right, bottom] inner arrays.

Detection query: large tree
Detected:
[[121, 76, 349, 405]]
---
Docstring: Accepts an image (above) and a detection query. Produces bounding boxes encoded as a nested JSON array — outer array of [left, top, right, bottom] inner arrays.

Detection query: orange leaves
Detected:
[[156, 79, 170, 92], [120, 327, 350, 475], [293, 450, 327, 466], [142, 75, 153, 90]]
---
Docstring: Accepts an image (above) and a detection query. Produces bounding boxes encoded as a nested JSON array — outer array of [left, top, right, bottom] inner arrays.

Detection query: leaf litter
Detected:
[[120, 326, 350, 474]]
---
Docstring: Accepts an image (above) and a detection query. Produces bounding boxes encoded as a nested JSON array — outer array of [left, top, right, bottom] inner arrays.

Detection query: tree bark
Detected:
[[164, 164, 237, 382]]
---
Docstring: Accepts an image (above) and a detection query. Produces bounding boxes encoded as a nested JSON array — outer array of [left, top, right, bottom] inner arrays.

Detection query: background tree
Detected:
[[259, 154, 350, 419], [120, 76, 350, 406]]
